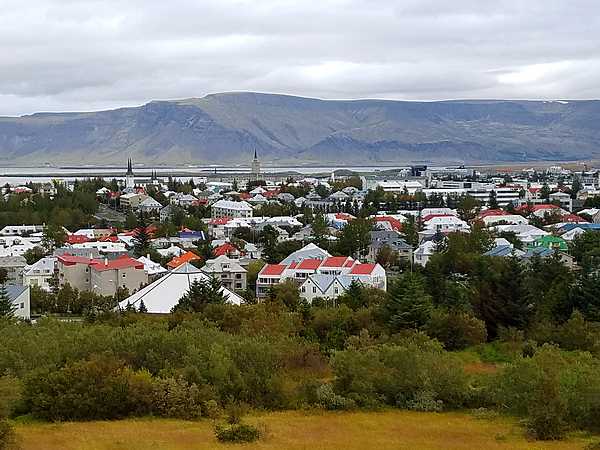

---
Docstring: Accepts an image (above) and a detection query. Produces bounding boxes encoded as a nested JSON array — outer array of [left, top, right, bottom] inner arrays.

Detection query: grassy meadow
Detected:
[[13, 410, 596, 450]]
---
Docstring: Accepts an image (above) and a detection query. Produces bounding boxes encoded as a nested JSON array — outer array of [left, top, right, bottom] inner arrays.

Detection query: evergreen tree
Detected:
[[384, 273, 433, 330], [311, 211, 329, 247], [133, 211, 152, 257], [138, 299, 148, 313], [488, 190, 499, 209], [541, 183, 551, 201], [172, 277, 226, 312]]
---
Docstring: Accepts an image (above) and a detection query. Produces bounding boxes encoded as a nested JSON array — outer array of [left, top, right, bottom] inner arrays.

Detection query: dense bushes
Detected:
[[331, 335, 469, 410], [0, 318, 325, 420], [24, 354, 154, 421], [490, 345, 600, 439]]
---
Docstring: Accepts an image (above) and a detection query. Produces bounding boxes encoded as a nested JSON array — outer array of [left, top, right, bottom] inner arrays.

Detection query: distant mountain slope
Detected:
[[0, 92, 599, 165]]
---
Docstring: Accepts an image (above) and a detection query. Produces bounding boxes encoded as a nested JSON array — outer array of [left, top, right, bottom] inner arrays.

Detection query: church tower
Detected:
[[125, 158, 135, 190], [251, 149, 261, 181]]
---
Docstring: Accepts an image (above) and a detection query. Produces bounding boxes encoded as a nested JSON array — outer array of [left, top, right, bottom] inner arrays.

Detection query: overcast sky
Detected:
[[1, 0, 600, 116]]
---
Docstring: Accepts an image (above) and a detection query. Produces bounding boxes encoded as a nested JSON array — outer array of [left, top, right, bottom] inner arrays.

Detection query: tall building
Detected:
[[125, 158, 135, 190], [251, 149, 261, 181]]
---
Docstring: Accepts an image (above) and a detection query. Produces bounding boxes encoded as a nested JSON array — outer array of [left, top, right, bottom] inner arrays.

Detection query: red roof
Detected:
[[58, 254, 143, 272], [58, 254, 96, 266], [296, 258, 322, 270], [261, 264, 287, 276], [213, 242, 243, 257], [322, 256, 351, 268], [516, 204, 560, 213], [91, 255, 144, 272], [374, 216, 403, 231], [263, 190, 280, 199], [478, 209, 509, 219], [167, 251, 201, 269], [238, 193, 252, 200], [528, 187, 541, 193], [209, 217, 232, 225], [562, 214, 587, 223], [289, 261, 298, 269], [349, 263, 377, 275], [99, 235, 120, 242], [335, 213, 355, 221], [67, 234, 90, 244], [421, 214, 456, 222]]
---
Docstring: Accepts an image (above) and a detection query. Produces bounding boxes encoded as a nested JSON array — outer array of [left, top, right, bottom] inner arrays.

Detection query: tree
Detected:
[[311, 211, 329, 247], [133, 211, 152, 257], [401, 214, 419, 247], [570, 176, 582, 200], [269, 279, 301, 311], [456, 195, 481, 222], [0, 283, 15, 318], [376, 245, 398, 269], [42, 223, 67, 252], [540, 183, 551, 201], [488, 190, 499, 209], [384, 273, 433, 330], [336, 218, 373, 258], [23, 246, 47, 265], [172, 277, 226, 312], [138, 300, 148, 313]]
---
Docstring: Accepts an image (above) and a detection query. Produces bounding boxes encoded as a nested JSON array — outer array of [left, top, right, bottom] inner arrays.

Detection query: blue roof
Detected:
[[557, 223, 600, 233]]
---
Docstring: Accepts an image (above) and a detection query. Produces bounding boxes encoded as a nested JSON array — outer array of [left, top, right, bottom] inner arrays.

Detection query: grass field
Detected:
[[13, 410, 596, 450]]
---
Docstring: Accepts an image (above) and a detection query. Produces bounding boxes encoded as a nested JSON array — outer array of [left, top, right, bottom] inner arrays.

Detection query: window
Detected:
[[20, 303, 24, 309], [122, 274, 126, 278], [301, 287, 305, 293], [334, 288, 339, 294], [312, 287, 316, 293], [235, 283, 242, 289], [235, 274, 241, 279]]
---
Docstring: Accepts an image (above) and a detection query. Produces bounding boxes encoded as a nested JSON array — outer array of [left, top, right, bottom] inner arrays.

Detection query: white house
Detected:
[[211, 200, 253, 219], [5, 285, 30, 320], [118, 263, 244, 312], [23, 256, 56, 291], [414, 241, 437, 267]]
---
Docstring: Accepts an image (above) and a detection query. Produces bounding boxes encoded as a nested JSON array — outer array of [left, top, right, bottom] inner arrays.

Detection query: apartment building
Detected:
[[57, 254, 148, 296]]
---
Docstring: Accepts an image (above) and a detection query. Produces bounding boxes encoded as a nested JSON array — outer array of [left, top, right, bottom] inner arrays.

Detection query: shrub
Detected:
[[0, 420, 15, 450], [214, 423, 261, 443], [491, 344, 600, 437], [331, 337, 469, 410], [23, 354, 154, 421], [152, 376, 215, 419], [425, 310, 487, 350], [316, 384, 356, 410], [0, 377, 22, 418]]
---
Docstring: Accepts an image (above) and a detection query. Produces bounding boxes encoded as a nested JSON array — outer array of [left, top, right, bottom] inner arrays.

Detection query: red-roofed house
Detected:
[[213, 242, 245, 259], [167, 251, 202, 270], [67, 234, 91, 245], [57, 254, 147, 296], [374, 216, 403, 231], [256, 244, 386, 299]]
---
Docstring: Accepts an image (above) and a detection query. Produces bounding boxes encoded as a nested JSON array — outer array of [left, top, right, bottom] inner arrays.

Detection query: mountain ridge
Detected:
[[1, 92, 599, 166]]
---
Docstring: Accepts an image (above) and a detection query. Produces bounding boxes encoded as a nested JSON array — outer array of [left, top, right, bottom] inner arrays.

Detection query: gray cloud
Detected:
[[1, 0, 599, 115]]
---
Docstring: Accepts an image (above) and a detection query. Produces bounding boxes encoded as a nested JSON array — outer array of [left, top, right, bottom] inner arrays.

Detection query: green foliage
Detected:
[[384, 273, 433, 331], [214, 423, 262, 443], [172, 278, 226, 313], [152, 376, 216, 419], [23, 354, 154, 421], [331, 336, 469, 410], [335, 218, 373, 258], [425, 309, 487, 350], [491, 344, 600, 437], [0, 285, 15, 319]]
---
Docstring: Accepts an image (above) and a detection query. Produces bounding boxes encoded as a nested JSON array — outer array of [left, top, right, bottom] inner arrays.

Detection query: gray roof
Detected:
[[5, 284, 28, 302], [0, 256, 27, 267]]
